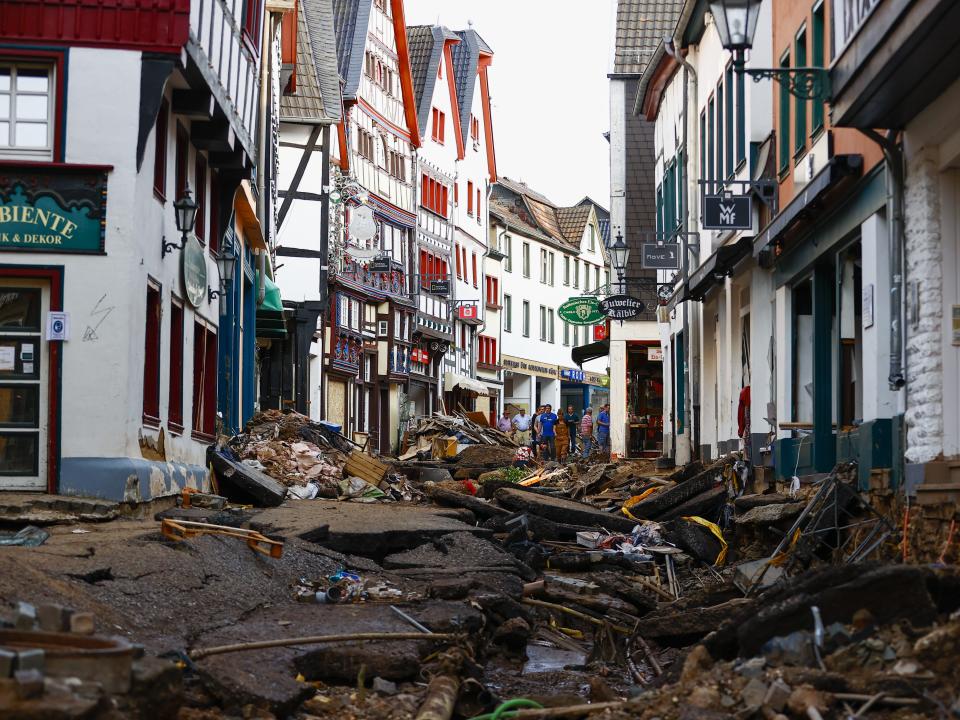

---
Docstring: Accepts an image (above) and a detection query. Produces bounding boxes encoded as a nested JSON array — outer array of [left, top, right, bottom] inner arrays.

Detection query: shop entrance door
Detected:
[[0, 281, 49, 491]]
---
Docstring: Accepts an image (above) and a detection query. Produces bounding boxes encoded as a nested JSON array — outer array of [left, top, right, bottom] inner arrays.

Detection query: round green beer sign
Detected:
[[558, 296, 604, 326]]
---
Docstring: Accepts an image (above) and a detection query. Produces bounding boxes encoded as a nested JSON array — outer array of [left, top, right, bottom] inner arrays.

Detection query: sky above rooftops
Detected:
[[405, 0, 614, 207]]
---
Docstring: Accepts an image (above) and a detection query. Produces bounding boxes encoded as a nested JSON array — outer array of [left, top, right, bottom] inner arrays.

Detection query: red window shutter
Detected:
[[454, 183, 459, 204], [203, 329, 218, 435], [472, 253, 478, 287], [476, 188, 481, 218], [439, 111, 445, 143], [421, 174, 428, 205], [467, 181, 474, 214], [142, 285, 162, 423], [455, 244, 461, 278], [441, 185, 448, 217], [169, 301, 184, 428]]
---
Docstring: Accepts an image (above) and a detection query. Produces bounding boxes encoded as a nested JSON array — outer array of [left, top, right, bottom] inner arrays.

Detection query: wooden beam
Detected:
[[191, 121, 235, 152], [278, 189, 324, 201], [171, 89, 214, 119], [277, 125, 322, 229], [208, 148, 246, 170], [275, 246, 325, 259]]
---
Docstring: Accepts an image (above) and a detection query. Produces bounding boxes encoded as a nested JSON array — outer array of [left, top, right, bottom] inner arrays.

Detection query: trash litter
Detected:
[[0, 526, 49, 547]]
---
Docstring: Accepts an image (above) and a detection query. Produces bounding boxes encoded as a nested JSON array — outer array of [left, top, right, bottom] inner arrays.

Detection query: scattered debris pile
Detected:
[[8, 448, 951, 720], [209, 409, 421, 506], [401, 413, 517, 462]]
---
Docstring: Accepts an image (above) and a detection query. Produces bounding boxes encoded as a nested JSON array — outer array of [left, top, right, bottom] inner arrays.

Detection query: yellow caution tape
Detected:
[[681, 515, 729, 566], [621, 487, 661, 520]]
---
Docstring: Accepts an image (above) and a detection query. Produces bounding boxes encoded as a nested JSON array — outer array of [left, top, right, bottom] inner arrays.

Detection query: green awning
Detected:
[[256, 274, 287, 338], [259, 274, 283, 312]]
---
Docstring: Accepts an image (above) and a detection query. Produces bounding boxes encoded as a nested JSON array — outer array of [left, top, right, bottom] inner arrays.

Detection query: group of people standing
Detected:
[[497, 403, 610, 461]]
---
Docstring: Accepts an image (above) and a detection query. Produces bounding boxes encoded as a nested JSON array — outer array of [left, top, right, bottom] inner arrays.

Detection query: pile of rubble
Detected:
[[208, 410, 421, 506], [400, 413, 517, 462]]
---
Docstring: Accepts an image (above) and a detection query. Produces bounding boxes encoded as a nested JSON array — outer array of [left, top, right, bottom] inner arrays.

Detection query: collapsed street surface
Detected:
[[1, 410, 957, 719]]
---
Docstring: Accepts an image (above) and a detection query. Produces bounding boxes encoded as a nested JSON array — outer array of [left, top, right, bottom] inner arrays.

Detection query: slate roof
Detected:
[[613, 0, 682, 75], [451, 28, 492, 148], [281, 0, 343, 123], [332, 0, 371, 101], [280, 5, 325, 121], [407, 25, 460, 138], [304, 0, 343, 122], [623, 77, 658, 282]]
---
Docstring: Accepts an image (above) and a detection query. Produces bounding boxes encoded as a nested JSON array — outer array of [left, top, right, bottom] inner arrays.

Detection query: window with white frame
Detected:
[[539, 305, 546, 341], [573, 259, 580, 288], [540, 248, 548, 283], [0, 64, 54, 160], [522, 301, 530, 337], [549, 252, 555, 286], [563, 321, 570, 346], [564, 256, 570, 285], [548, 309, 555, 343], [504, 294, 512, 332]]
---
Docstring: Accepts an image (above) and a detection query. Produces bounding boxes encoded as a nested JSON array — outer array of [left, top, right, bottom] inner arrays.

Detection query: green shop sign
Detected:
[[0, 165, 108, 253], [558, 296, 603, 325]]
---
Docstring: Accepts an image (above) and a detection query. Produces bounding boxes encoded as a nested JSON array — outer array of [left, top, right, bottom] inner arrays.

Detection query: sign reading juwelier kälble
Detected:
[[558, 296, 604, 326], [0, 166, 108, 253], [702, 195, 752, 230], [599, 294, 646, 320]]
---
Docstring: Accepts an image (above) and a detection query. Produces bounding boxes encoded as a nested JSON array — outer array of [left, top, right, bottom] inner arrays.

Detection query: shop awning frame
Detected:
[[681, 235, 754, 303], [753, 154, 862, 257], [572, 340, 610, 367], [443, 372, 489, 396]]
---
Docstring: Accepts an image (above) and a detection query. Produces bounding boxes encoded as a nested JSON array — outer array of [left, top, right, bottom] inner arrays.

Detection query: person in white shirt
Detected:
[[512, 408, 532, 446]]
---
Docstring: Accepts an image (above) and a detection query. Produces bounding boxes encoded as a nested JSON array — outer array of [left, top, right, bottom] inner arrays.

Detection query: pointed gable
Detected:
[[407, 25, 461, 140]]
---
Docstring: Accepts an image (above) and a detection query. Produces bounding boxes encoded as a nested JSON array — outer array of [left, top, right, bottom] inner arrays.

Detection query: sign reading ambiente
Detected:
[[0, 167, 108, 253]]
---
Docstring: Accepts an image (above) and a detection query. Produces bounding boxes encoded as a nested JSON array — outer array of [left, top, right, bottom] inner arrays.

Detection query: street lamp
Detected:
[[610, 230, 629, 293], [710, 0, 830, 101], [162, 187, 199, 258], [208, 232, 237, 304]]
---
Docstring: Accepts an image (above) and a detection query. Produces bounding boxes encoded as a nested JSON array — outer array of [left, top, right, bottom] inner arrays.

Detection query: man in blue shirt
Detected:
[[537, 404, 559, 461], [596, 404, 610, 454]]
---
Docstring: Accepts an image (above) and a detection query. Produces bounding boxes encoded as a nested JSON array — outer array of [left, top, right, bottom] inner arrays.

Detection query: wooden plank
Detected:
[[344, 450, 388, 484]]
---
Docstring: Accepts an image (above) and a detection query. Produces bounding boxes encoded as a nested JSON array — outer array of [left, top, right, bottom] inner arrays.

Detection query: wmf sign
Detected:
[[703, 195, 752, 230]]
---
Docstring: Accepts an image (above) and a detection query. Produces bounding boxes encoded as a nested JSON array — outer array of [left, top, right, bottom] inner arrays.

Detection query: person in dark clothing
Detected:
[[564, 405, 580, 454]]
